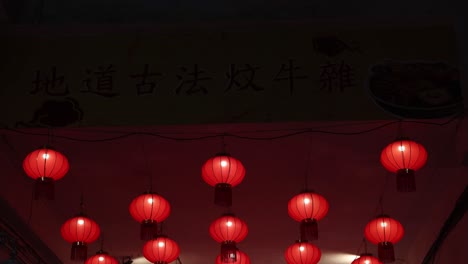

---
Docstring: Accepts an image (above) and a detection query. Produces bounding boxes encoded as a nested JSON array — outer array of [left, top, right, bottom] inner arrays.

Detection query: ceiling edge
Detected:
[[0, 196, 63, 264]]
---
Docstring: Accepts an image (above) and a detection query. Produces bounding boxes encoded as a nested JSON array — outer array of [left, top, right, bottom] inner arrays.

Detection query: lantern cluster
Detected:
[[209, 214, 249, 262], [360, 137, 424, 263], [288, 191, 329, 241], [203, 152, 250, 263], [20, 131, 427, 264], [284, 191, 327, 264], [128, 192, 180, 263], [22, 147, 113, 262]]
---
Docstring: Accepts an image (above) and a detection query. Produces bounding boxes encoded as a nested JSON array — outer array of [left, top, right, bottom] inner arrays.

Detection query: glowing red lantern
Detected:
[[215, 249, 250, 264], [23, 147, 69, 200], [288, 191, 329, 241], [351, 254, 382, 264], [143, 236, 180, 264], [284, 241, 321, 264], [129, 192, 171, 240], [61, 215, 101, 261], [365, 215, 404, 263], [380, 139, 427, 192], [209, 214, 248, 262], [202, 153, 246, 207], [85, 250, 119, 264]]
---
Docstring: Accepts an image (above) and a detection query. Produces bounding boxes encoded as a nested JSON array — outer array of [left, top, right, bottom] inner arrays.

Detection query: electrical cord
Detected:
[[0, 114, 462, 143]]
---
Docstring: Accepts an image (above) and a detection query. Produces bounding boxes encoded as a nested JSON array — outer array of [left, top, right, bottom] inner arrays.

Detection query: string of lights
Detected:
[[347, 116, 459, 263], [0, 114, 464, 264]]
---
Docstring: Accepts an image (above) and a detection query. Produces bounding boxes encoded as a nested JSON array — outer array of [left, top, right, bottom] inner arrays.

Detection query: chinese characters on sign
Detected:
[[30, 61, 356, 97], [130, 64, 163, 96], [81, 65, 118, 97], [31, 67, 69, 96], [319, 61, 354, 92], [274, 59, 308, 95], [225, 64, 263, 92], [176, 64, 211, 95]]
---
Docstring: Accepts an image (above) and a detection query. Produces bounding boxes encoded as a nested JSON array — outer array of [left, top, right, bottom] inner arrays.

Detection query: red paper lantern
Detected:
[[365, 215, 404, 263], [215, 249, 250, 264], [202, 153, 246, 207], [143, 236, 180, 264], [380, 139, 427, 192], [23, 147, 69, 200], [129, 192, 171, 240], [284, 241, 321, 264], [288, 191, 329, 241], [351, 254, 382, 264], [61, 215, 101, 261], [85, 251, 119, 264], [209, 214, 248, 262]]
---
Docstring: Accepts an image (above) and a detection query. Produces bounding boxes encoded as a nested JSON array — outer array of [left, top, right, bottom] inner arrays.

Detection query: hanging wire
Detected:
[[352, 238, 370, 260], [379, 198, 385, 217], [158, 221, 164, 235], [353, 238, 365, 259], [100, 236, 104, 251], [0, 114, 461, 143], [59, 120, 391, 135], [47, 127, 51, 146], [224, 206, 233, 216], [138, 135, 153, 192], [79, 192, 85, 214], [363, 238, 368, 254], [397, 119, 404, 138], [368, 170, 391, 220], [220, 134, 227, 153], [303, 135, 313, 191]]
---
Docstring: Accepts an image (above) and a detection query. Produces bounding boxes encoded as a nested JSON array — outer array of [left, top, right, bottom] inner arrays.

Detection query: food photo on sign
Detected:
[[366, 60, 463, 119]]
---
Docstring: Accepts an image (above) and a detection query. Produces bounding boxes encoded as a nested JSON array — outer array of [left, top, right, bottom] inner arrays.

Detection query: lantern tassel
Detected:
[[378, 242, 395, 263], [34, 177, 55, 200], [214, 183, 232, 207], [140, 220, 158, 240], [221, 241, 237, 263], [396, 169, 416, 192], [71, 242, 87, 261], [300, 218, 318, 241]]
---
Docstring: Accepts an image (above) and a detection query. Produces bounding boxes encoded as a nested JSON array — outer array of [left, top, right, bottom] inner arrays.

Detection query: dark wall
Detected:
[[1, 0, 464, 24]]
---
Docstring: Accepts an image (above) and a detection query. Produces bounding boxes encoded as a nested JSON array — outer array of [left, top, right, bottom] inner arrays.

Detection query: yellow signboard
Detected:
[[0, 23, 463, 127]]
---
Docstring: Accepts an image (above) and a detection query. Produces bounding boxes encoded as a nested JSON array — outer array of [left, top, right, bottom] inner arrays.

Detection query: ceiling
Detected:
[[0, 118, 467, 264], [1, 0, 465, 24]]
